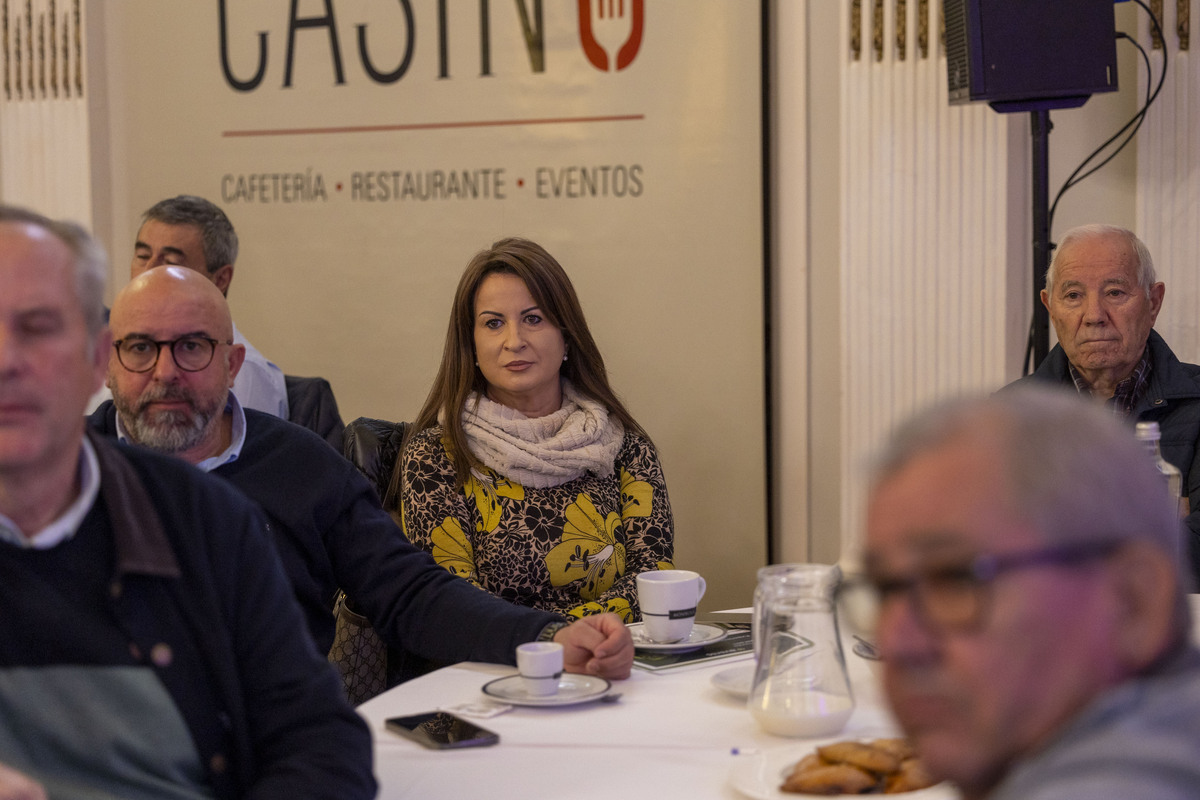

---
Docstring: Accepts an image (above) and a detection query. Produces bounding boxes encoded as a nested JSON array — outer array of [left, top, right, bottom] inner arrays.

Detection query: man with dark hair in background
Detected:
[[130, 194, 288, 418]]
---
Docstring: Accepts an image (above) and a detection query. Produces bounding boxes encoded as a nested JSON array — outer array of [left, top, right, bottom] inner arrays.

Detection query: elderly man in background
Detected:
[[90, 265, 634, 685], [0, 206, 373, 797], [862, 387, 1199, 800], [129, 194, 287, 418], [1013, 223, 1200, 581]]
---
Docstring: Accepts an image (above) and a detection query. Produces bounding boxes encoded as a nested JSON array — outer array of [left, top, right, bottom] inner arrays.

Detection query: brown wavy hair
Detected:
[[390, 237, 647, 498]]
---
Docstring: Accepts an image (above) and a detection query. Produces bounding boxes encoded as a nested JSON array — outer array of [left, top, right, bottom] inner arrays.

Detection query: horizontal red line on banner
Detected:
[[222, 113, 645, 138]]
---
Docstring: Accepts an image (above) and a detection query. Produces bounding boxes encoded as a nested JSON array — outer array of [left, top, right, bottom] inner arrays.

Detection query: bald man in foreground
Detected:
[[90, 267, 634, 689]]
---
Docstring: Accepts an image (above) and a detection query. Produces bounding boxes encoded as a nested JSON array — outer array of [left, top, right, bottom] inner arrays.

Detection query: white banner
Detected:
[[95, 0, 766, 608]]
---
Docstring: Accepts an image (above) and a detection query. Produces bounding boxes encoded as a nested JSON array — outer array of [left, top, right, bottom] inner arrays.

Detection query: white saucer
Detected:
[[481, 674, 612, 707], [711, 662, 756, 699], [628, 622, 728, 652]]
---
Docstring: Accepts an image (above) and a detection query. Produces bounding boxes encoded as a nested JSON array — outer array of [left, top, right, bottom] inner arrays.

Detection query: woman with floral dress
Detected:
[[392, 237, 674, 621]]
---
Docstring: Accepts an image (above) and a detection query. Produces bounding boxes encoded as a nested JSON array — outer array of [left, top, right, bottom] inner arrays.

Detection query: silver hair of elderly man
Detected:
[[871, 385, 1194, 609], [0, 204, 108, 338], [1044, 223, 1157, 296]]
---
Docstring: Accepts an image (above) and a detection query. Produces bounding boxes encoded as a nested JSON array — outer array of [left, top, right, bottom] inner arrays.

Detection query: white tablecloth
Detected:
[[359, 596, 1200, 799], [357, 621, 948, 800]]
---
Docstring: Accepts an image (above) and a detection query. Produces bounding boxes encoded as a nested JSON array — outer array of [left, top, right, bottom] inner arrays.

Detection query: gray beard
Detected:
[[113, 387, 220, 455]]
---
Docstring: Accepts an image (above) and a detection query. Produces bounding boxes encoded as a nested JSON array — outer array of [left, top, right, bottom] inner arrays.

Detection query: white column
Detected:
[[1138, 1, 1200, 364], [0, 0, 94, 228]]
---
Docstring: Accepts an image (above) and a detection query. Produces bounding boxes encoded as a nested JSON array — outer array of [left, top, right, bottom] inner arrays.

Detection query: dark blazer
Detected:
[[284, 374, 344, 450], [1013, 329, 1200, 585]]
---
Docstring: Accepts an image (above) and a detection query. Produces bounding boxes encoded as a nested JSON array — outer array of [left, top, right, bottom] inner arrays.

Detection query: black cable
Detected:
[[1048, 3, 1166, 233], [1056, 35, 1152, 191]]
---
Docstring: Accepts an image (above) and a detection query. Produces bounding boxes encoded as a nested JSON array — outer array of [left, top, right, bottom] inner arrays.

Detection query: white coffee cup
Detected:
[[636, 570, 707, 643], [516, 642, 563, 696]]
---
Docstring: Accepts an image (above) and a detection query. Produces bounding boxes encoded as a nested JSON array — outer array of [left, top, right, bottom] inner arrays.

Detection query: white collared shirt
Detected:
[[0, 438, 101, 549], [232, 323, 289, 420], [114, 393, 248, 474]]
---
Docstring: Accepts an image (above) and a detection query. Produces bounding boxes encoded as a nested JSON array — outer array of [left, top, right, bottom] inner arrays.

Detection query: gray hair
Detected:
[[142, 195, 238, 273], [873, 385, 1192, 636], [0, 204, 108, 338], [1045, 224, 1157, 298]]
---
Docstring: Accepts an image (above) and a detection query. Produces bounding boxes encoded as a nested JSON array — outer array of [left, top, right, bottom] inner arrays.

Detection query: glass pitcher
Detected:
[[748, 563, 854, 737], [752, 564, 811, 660]]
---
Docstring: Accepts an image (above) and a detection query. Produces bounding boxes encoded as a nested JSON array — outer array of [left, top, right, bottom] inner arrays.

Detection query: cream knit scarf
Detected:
[[455, 381, 624, 489]]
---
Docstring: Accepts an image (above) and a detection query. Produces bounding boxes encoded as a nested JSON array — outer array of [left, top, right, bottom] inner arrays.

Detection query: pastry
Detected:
[[817, 741, 901, 775], [780, 737, 933, 795], [781, 763, 878, 795]]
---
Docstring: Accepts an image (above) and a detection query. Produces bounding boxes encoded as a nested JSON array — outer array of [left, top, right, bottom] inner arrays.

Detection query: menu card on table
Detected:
[[633, 622, 753, 672]]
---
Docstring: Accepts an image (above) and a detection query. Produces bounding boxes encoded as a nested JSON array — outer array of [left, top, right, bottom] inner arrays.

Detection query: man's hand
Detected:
[[554, 613, 634, 679], [0, 763, 46, 800]]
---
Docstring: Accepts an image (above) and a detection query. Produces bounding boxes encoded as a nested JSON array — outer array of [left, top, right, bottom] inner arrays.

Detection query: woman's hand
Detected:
[[0, 763, 46, 800], [555, 613, 634, 679]]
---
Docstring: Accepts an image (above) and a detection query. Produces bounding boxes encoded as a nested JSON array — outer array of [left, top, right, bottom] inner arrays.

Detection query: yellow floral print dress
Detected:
[[400, 427, 674, 620]]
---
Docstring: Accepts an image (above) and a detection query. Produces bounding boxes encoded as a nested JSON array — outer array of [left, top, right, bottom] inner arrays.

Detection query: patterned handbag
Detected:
[[327, 591, 387, 705]]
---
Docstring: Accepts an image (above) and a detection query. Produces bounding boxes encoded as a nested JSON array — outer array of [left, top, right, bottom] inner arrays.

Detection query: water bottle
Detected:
[[1135, 421, 1183, 512]]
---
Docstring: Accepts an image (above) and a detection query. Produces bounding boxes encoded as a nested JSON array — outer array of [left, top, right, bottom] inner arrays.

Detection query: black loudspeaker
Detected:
[[945, 0, 1119, 111]]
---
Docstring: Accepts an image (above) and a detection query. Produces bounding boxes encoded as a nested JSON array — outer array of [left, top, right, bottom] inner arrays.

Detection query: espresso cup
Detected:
[[636, 570, 707, 643], [516, 642, 563, 696]]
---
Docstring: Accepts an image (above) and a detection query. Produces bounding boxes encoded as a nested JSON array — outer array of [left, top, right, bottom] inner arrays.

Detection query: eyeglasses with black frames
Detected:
[[837, 540, 1122, 636], [113, 336, 231, 373]]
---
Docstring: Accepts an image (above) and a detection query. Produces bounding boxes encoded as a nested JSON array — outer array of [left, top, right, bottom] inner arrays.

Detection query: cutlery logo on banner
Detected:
[[578, 0, 645, 72], [218, 0, 646, 92]]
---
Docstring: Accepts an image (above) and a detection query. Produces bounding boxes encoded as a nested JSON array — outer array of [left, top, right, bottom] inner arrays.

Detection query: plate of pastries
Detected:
[[729, 736, 952, 799]]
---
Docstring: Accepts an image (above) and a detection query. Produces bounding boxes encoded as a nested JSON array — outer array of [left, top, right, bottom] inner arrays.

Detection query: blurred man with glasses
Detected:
[[860, 386, 1199, 800], [92, 266, 634, 692]]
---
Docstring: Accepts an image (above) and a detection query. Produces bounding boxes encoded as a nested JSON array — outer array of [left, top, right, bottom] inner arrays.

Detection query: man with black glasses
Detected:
[[858, 387, 1199, 800]]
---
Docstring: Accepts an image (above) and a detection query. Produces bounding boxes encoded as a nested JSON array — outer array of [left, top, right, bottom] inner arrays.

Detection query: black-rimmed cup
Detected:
[[636, 570, 707, 643], [516, 642, 563, 696]]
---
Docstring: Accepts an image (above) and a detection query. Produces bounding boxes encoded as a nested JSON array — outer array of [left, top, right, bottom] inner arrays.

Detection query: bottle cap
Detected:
[[1135, 421, 1161, 441]]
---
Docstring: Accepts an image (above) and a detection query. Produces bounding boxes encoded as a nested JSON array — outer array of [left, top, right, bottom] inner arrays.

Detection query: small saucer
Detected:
[[481, 674, 612, 707], [628, 622, 728, 652], [711, 662, 756, 699]]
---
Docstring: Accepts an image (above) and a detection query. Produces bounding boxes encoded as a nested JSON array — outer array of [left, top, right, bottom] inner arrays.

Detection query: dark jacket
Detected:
[[69, 433, 373, 798], [88, 403, 559, 662], [1016, 330, 1200, 584]]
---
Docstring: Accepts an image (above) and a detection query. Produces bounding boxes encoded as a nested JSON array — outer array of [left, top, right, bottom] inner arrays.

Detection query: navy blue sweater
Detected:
[[0, 432, 374, 799]]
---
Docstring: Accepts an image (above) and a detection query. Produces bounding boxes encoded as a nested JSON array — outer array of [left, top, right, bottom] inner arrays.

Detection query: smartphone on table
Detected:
[[385, 712, 500, 750]]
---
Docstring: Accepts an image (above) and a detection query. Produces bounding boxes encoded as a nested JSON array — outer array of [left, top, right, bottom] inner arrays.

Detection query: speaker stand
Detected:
[[991, 96, 1090, 372], [1030, 109, 1052, 368]]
